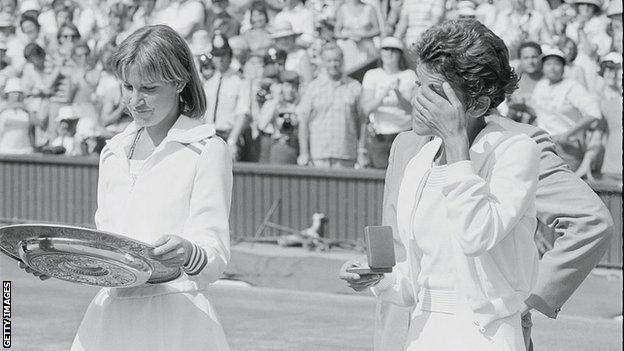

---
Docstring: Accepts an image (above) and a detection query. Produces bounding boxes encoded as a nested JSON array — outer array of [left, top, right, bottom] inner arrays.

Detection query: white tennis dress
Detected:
[[70, 117, 232, 351]]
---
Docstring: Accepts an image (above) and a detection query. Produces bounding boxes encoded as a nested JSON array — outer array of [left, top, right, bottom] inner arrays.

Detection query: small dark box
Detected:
[[347, 226, 395, 275]]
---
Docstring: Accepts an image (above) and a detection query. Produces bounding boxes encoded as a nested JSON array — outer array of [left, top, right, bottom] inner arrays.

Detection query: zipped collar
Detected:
[[105, 115, 216, 157]]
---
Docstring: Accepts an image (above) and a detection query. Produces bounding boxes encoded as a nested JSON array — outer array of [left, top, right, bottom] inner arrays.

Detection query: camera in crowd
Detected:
[[277, 112, 296, 132]]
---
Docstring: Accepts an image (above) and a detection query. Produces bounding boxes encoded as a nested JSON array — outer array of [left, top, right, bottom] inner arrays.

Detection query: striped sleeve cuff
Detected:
[[183, 243, 208, 276]]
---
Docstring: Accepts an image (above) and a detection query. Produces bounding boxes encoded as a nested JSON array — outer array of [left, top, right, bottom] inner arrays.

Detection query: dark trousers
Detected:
[[365, 129, 399, 169], [522, 312, 534, 351], [216, 127, 257, 162]]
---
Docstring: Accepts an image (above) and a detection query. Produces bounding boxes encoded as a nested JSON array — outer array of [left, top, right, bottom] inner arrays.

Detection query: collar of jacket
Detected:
[[105, 115, 216, 157]]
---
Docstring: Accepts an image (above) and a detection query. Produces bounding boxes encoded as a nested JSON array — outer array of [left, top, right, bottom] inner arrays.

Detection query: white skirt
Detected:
[[70, 284, 230, 351], [405, 307, 524, 351]]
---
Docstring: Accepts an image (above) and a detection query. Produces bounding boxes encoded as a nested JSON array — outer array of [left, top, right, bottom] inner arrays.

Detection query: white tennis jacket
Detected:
[[95, 115, 233, 294], [372, 120, 541, 330]]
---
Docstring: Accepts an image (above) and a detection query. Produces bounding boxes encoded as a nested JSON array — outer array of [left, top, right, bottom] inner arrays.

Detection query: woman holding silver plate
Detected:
[[19, 24, 233, 351]]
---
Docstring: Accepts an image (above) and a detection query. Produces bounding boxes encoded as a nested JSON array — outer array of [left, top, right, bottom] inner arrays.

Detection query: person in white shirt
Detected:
[[360, 36, 415, 168], [20, 25, 233, 351], [492, 0, 553, 60], [530, 47, 602, 171], [341, 19, 538, 351], [0, 77, 35, 154], [566, 0, 612, 59], [202, 33, 250, 160]]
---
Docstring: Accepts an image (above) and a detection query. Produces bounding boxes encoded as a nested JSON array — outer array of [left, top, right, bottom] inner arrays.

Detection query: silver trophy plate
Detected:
[[0, 224, 181, 288]]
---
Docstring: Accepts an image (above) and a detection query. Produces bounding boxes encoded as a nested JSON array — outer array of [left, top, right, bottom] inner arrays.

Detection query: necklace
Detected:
[[128, 127, 144, 160]]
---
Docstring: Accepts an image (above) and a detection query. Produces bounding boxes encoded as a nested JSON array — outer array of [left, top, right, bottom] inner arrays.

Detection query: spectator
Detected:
[[198, 53, 217, 83], [270, 21, 313, 86], [274, 0, 316, 48], [96, 46, 130, 135], [241, 3, 273, 57], [21, 43, 49, 146], [70, 41, 101, 139], [0, 78, 35, 154], [560, 37, 588, 87], [393, 0, 445, 47], [453, 1, 478, 20], [257, 46, 287, 105], [0, 37, 10, 89], [207, 0, 242, 39], [596, 52, 622, 177], [228, 46, 288, 162], [334, 0, 379, 72], [44, 5, 74, 48], [492, 0, 553, 60], [229, 35, 250, 74], [516, 42, 543, 99], [189, 29, 212, 57], [0, 0, 18, 19], [38, 0, 72, 46], [156, 0, 206, 40], [531, 47, 602, 171], [297, 43, 363, 168], [360, 36, 415, 169], [42, 22, 81, 142], [4, 12, 42, 74], [566, 0, 612, 59], [202, 34, 249, 159], [504, 42, 541, 125], [0, 12, 15, 49], [257, 70, 301, 164], [47, 105, 81, 155], [97, 2, 133, 49]]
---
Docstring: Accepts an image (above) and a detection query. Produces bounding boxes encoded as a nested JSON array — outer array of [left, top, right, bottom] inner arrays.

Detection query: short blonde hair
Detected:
[[109, 25, 207, 118]]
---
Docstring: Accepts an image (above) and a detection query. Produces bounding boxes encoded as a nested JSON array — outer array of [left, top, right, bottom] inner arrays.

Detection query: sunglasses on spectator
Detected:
[[60, 33, 78, 39]]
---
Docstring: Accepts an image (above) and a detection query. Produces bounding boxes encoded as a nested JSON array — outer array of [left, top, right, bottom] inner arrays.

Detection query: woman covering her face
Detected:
[[342, 19, 540, 350], [67, 25, 232, 351]]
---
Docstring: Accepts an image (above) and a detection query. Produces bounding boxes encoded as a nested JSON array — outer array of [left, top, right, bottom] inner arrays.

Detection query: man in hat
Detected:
[[202, 32, 250, 160], [270, 21, 313, 86]]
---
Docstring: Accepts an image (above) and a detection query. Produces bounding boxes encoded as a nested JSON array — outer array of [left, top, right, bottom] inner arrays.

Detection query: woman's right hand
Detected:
[[18, 261, 51, 281], [338, 259, 384, 292]]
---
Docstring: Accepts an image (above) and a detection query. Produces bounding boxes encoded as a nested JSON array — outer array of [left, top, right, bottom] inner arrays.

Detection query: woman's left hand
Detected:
[[149, 235, 193, 268], [412, 82, 467, 142]]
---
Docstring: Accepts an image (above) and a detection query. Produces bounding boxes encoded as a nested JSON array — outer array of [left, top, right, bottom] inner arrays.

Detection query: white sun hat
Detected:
[[269, 21, 301, 39], [56, 106, 80, 121]]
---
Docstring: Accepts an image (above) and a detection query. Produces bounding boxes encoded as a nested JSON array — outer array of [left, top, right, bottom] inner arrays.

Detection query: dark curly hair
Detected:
[[409, 19, 518, 110]]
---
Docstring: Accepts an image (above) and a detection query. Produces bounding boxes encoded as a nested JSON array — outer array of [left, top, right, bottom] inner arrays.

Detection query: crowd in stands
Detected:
[[0, 0, 621, 180]]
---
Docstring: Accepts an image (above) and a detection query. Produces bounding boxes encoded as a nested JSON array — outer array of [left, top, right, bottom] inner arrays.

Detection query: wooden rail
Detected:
[[0, 154, 621, 268]]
